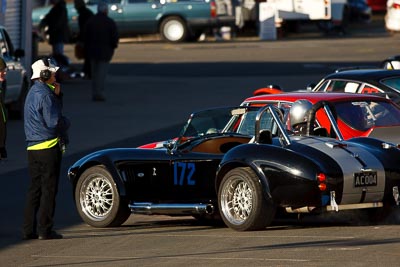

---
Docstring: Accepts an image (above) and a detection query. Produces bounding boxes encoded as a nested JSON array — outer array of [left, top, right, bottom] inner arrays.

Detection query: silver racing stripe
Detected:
[[296, 137, 385, 204]]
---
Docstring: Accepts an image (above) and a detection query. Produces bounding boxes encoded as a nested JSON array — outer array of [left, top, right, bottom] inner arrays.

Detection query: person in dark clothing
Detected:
[[40, 0, 70, 56], [22, 58, 70, 240], [0, 57, 7, 160], [84, 1, 118, 101], [74, 0, 94, 78]]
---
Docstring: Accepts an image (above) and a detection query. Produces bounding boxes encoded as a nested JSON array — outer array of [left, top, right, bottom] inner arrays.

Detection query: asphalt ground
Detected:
[[1, 13, 400, 266]]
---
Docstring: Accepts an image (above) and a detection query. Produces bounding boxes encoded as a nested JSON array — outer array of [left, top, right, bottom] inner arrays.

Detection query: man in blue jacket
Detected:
[[22, 58, 70, 240]]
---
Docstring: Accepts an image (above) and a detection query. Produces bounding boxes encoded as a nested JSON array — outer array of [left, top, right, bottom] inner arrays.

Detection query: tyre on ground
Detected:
[[160, 16, 188, 42], [218, 167, 275, 231], [75, 165, 131, 227]]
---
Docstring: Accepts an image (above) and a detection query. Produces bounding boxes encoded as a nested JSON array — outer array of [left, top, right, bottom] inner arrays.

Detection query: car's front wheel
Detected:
[[75, 166, 130, 227], [160, 16, 188, 42], [218, 167, 275, 231]]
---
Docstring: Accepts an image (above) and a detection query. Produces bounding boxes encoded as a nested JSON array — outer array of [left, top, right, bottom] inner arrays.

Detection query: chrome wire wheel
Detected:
[[76, 166, 131, 227], [221, 177, 253, 225], [218, 167, 275, 231], [80, 174, 114, 221]]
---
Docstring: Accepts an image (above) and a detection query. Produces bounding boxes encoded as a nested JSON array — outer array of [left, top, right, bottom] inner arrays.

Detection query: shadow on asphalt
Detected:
[[0, 124, 181, 250], [104, 61, 382, 77]]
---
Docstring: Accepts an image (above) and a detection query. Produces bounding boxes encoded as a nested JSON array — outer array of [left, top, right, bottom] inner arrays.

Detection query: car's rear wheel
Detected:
[[218, 167, 275, 231], [75, 166, 130, 227], [160, 16, 188, 42]]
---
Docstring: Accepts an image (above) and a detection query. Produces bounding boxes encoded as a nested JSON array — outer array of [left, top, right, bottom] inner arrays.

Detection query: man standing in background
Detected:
[[84, 0, 119, 102], [39, 0, 70, 57], [74, 0, 94, 78]]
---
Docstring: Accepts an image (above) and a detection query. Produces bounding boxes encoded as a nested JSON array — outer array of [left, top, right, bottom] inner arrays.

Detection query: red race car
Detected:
[[241, 92, 400, 145], [141, 92, 400, 149]]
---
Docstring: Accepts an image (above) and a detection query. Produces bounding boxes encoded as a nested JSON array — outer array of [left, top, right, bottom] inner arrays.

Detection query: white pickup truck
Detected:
[[236, 0, 349, 34]]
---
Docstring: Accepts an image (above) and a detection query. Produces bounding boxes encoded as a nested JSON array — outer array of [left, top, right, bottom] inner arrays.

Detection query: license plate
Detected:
[[354, 171, 378, 187]]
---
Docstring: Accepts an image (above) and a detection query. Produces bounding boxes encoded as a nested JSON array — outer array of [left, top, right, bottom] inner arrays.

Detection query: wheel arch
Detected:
[[157, 14, 188, 30], [216, 143, 326, 202], [69, 158, 127, 200], [216, 160, 272, 201]]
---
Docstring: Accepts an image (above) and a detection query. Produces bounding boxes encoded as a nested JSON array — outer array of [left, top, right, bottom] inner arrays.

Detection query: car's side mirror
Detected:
[[163, 140, 175, 153], [14, 48, 25, 59]]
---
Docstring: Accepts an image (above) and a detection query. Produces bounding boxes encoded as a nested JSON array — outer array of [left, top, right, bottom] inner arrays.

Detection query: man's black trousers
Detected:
[[23, 145, 62, 236]]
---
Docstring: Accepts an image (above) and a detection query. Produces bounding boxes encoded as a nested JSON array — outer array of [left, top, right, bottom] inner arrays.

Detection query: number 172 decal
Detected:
[[174, 162, 196, 186]]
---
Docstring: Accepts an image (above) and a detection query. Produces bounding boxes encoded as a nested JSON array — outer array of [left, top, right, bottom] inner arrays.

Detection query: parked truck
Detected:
[[32, 0, 235, 42], [236, 0, 354, 35]]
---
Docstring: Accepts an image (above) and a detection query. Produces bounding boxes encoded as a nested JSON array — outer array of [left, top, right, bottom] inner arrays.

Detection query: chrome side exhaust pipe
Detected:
[[129, 202, 214, 216]]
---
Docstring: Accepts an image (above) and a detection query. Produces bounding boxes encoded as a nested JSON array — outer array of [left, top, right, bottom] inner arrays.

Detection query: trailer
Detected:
[[236, 0, 349, 35]]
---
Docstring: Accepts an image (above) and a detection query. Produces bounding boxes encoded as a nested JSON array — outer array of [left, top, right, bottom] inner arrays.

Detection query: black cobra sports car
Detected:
[[68, 101, 400, 231]]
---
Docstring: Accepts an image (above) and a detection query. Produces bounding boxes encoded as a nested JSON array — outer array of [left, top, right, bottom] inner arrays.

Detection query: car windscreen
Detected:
[[179, 107, 245, 139], [177, 106, 265, 143], [335, 100, 400, 131], [381, 77, 400, 92]]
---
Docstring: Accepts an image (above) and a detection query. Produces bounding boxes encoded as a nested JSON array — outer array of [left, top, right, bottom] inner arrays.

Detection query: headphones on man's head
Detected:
[[40, 58, 52, 81]]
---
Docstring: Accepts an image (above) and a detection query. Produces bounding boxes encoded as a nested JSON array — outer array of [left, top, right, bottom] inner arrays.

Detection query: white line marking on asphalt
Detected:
[[327, 248, 361, 251], [31, 255, 310, 262], [126, 233, 355, 239], [75, 230, 356, 240]]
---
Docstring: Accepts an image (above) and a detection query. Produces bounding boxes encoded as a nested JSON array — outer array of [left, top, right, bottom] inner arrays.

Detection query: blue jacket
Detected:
[[24, 80, 70, 147]]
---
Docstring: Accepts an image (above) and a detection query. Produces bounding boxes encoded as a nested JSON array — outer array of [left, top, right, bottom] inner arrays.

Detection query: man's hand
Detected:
[[53, 82, 61, 96]]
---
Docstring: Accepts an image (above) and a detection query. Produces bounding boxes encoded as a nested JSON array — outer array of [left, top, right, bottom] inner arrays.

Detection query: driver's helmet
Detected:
[[289, 99, 313, 129]]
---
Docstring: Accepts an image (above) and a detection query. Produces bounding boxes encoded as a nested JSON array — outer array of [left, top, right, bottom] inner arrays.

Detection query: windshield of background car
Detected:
[[380, 77, 400, 92], [243, 101, 298, 130], [229, 108, 281, 136], [335, 100, 400, 131]]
